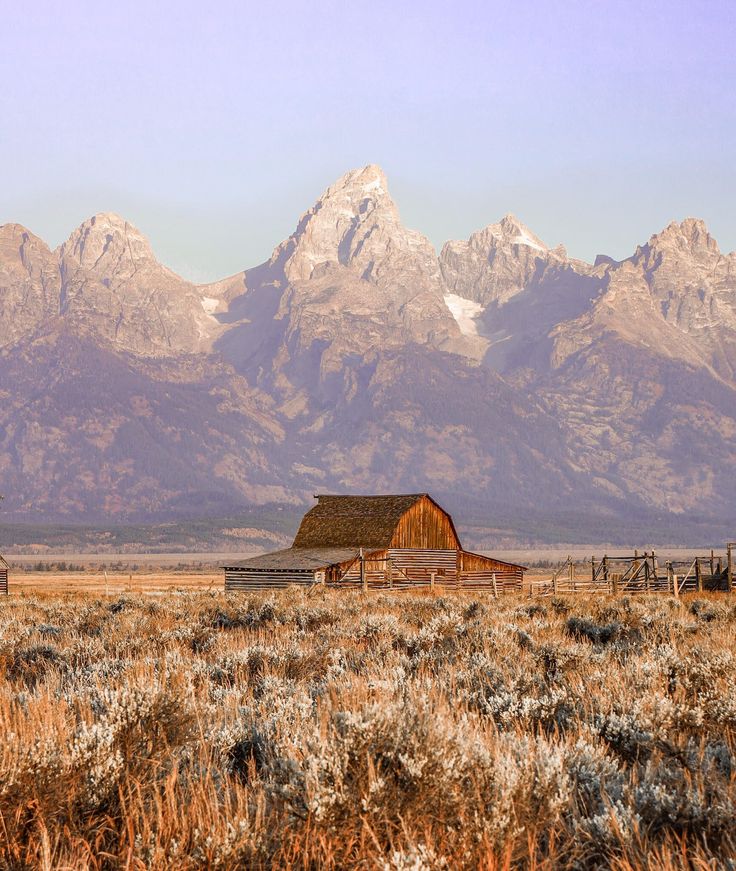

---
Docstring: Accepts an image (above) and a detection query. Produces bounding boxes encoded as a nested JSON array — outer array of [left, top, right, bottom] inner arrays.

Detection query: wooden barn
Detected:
[[223, 493, 525, 594], [0, 553, 8, 596]]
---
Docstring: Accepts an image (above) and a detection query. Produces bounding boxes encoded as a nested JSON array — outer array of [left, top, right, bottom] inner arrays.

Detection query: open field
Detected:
[[1, 587, 736, 869], [6, 570, 224, 596]]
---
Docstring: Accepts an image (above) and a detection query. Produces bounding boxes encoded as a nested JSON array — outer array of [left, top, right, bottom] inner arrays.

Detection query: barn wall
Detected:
[[225, 568, 315, 591], [329, 546, 524, 594], [332, 550, 389, 587], [388, 548, 458, 581], [390, 496, 460, 549], [0, 569, 7, 595], [459, 552, 521, 572], [458, 551, 523, 593], [334, 549, 459, 586]]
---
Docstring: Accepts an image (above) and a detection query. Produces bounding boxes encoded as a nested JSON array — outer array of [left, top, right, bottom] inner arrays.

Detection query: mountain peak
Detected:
[[0, 222, 36, 240], [0, 223, 55, 261], [327, 164, 389, 199], [492, 214, 548, 251], [272, 164, 427, 282], [648, 218, 719, 256], [59, 212, 154, 272]]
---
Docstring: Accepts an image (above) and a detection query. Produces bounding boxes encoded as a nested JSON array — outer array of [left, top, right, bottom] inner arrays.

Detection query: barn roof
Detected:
[[223, 547, 361, 571], [292, 494, 431, 549]]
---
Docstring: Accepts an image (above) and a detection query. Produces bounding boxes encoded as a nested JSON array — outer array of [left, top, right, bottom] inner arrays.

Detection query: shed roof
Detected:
[[292, 494, 429, 549], [223, 547, 361, 571]]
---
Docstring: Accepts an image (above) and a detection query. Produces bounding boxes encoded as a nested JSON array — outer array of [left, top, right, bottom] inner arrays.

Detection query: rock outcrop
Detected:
[[0, 224, 61, 347]]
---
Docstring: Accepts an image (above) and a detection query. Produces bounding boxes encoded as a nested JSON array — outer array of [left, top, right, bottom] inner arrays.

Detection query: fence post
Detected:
[[388, 558, 393, 589], [603, 555, 609, 592], [728, 544, 734, 592], [670, 563, 679, 600], [360, 548, 367, 593], [696, 558, 702, 593], [652, 551, 659, 591]]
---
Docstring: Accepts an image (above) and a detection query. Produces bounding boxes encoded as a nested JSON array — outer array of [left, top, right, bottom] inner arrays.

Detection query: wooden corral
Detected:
[[530, 545, 736, 597], [223, 494, 525, 594]]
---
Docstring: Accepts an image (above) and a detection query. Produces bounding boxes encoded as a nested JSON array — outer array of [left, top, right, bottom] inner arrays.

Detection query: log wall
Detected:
[[224, 568, 315, 591]]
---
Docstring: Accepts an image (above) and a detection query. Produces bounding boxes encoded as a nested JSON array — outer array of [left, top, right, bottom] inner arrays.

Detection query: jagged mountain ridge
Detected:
[[1, 164, 735, 540]]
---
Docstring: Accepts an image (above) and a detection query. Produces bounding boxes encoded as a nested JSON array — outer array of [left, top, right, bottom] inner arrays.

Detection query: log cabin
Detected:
[[223, 493, 525, 593], [0, 553, 8, 595]]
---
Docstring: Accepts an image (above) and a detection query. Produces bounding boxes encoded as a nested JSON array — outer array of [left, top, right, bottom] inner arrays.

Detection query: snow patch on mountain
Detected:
[[510, 230, 546, 251], [444, 293, 484, 336]]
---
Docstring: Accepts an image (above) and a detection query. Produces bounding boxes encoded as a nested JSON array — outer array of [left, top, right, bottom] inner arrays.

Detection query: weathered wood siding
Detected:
[[225, 568, 315, 591], [390, 496, 460, 550], [389, 548, 458, 581], [332, 550, 389, 587], [329, 547, 525, 594], [0, 569, 7, 595], [458, 550, 524, 593], [334, 549, 458, 587]]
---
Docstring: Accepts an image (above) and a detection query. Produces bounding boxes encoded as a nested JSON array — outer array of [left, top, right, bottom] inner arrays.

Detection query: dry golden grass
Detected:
[[9, 570, 222, 596], [1, 587, 735, 869]]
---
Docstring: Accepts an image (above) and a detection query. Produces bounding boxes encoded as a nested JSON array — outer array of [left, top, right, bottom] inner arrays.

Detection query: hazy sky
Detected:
[[2, 0, 734, 282]]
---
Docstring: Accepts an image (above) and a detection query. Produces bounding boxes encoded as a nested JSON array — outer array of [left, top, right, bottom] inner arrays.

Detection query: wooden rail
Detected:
[[533, 548, 734, 598]]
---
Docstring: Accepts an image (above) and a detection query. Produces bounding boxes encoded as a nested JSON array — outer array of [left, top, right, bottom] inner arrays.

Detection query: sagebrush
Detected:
[[1, 589, 735, 869]]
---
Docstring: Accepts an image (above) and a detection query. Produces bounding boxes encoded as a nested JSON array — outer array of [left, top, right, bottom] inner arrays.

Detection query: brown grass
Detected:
[[7, 570, 221, 595], [1, 588, 735, 869]]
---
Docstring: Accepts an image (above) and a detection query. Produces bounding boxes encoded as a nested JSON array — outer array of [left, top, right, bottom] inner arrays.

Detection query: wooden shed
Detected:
[[223, 493, 525, 593]]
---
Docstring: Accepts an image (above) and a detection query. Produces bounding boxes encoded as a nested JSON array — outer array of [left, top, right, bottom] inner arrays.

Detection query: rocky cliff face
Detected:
[[0, 224, 61, 347], [441, 214, 561, 307], [57, 212, 221, 356], [1, 165, 735, 541]]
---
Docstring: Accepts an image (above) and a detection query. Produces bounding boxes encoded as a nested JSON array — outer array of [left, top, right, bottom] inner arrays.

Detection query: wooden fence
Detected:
[[530, 545, 735, 598]]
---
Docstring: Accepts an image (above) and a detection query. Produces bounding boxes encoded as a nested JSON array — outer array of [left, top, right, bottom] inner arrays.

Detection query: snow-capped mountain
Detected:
[[1, 165, 735, 541]]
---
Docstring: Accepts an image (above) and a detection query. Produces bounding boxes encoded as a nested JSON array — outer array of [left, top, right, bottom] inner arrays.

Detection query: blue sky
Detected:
[[2, 0, 734, 281]]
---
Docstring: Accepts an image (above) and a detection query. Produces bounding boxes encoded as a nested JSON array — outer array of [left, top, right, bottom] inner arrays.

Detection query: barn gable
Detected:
[[389, 494, 460, 550]]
